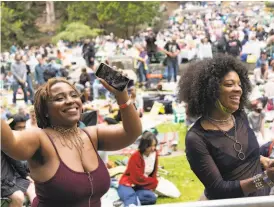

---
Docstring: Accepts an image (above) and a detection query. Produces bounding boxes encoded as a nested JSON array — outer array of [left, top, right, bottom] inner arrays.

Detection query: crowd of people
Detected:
[[1, 1, 274, 207]]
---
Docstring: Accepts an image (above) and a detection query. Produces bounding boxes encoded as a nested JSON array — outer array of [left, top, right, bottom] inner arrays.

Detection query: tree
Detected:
[[1, 3, 24, 50], [1, 1, 42, 49], [52, 22, 102, 44], [46, 1, 55, 24], [66, 2, 160, 38], [97, 2, 160, 37], [66, 2, 101, 29]]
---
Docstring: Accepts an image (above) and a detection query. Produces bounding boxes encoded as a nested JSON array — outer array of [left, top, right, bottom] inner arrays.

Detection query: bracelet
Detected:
[[119, 98, 131, 109], [253, 173, 265, 190], [262, 171, 274, 188]]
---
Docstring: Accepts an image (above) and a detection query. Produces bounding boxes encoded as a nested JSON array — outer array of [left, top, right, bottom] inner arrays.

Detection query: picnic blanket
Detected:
[[111, 131, 180, 156]]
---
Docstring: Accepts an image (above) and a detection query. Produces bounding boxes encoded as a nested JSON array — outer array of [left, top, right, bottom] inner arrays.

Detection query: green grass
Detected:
[[109, 122, 204, 204], [156, 156, 203, 204]]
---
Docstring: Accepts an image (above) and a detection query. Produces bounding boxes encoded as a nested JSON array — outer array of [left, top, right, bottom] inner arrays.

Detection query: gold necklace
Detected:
[[51, 125, 84, 157]]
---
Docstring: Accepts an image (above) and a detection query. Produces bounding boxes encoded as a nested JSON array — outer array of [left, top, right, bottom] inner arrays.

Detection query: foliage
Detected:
[[1, 1, 42, 50], [1, 1, 161, 49], [1, 3, 24, 50], [52, 22, 102, 43], [109, 122, 204, 204], [265, 2, 274, 8], [67, 2, 160, 38], [66, 2, 100, 28]]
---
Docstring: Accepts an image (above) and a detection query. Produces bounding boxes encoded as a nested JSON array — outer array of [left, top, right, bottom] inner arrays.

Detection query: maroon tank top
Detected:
[[32, 129, 110, 207]]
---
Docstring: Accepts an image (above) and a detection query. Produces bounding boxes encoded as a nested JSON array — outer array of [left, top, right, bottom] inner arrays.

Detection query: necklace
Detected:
[[207, 116, 246, 160], [51, 125, 84, 157], [207, 115, 232, 123]]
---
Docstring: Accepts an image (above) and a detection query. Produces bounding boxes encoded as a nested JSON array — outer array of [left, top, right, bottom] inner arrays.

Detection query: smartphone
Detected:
[[95, 63, 130, 92]]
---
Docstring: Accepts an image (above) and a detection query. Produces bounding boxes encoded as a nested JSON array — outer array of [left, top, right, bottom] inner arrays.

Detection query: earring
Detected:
[[45, 114, 48, 118]]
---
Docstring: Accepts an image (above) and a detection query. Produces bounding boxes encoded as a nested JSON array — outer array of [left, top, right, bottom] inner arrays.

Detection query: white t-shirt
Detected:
[[143, 151, 156, 177]]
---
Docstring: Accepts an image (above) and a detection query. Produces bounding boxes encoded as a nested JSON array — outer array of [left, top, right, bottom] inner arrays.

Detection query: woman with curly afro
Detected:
[[178, 54, 274, 200]]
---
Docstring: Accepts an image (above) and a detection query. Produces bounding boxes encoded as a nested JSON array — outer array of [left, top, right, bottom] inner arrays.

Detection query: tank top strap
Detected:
[[43, 130, 62, 160], [81, 128, 97, 151]]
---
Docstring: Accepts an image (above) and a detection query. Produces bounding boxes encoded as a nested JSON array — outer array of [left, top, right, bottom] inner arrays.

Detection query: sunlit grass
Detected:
[[109, 122, 204, 204]]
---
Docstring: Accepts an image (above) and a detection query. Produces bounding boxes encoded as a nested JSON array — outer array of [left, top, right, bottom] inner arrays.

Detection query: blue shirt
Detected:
[[35, 64, 46, 85]]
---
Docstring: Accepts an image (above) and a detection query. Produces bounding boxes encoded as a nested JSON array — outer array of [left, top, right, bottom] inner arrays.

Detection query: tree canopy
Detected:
[[1, 1, 161, 50], [52, 22, 102, 43]]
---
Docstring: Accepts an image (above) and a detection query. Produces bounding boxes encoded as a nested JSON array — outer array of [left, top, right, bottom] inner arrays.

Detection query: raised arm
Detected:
[[186, 131, 272, 199], [1, 120, 41, 160], [85, 86, 142, 151]]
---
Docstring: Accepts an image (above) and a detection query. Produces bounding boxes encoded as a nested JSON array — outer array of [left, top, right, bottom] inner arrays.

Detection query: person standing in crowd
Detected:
[[216, 34, 227, 53], [162, 35, 180, 82], [226, 33, 242, 57], [11, 54, 28, 105], [145, 28, 158, 63], [1, 114, 36, 207], [179, 54, 273, 200], [26, 106, 38, 129], [10, 42, 17, 55], [22, 55, 35, 104], [34, 56, 46, 87], [135, 44, 149, 85], [1, 77, 142, 207], [118, 131, 158, 206], [248, 100, 266, 146], [198, 37, 213, 60], [82, 39, 96, 70]]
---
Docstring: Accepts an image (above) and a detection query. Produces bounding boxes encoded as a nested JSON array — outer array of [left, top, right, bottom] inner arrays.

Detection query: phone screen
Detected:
[[95, 63, 130, 92]]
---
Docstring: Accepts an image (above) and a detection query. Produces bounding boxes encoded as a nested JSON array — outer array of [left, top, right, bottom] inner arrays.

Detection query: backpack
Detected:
[[43, 64, 57, 81]]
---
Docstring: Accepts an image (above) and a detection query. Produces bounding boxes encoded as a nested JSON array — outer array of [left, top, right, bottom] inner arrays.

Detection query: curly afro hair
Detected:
[[178, 54, 252, 118]]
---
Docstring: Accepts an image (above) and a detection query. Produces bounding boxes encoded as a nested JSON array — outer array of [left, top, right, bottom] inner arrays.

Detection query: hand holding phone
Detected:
[[95, 63, 130, 92]]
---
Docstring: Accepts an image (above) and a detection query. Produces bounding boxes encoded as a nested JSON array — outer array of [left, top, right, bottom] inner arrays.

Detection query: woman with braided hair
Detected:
[[178, 54, 274, 200], [1, 76, 142, 207]]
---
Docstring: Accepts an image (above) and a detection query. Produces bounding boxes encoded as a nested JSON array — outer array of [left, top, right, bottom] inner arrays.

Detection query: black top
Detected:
[[226, 39, 242, 56], [164, 41, 180, 60], [185, 111, 270, 199]]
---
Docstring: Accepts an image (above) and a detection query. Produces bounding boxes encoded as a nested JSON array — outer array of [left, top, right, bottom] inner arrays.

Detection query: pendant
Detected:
[[238, 152, 245, 160], [233, 142, 243, 152]]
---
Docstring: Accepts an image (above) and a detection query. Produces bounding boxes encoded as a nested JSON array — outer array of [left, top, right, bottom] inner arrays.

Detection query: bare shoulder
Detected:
[[81, 126, 98, 149]]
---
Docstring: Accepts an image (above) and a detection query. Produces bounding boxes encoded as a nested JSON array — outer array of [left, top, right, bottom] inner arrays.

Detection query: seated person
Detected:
[[118, 131, 159, 206], [260, 140, 274, 195], [256, 51, 268, 68], [26, 106, 38, 129], [80, 87, 92, 104], [1, 114, 36, 206], [254, 63, 269, 85], [79, 68, 91, 87], [247, 99, 266, 146]]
